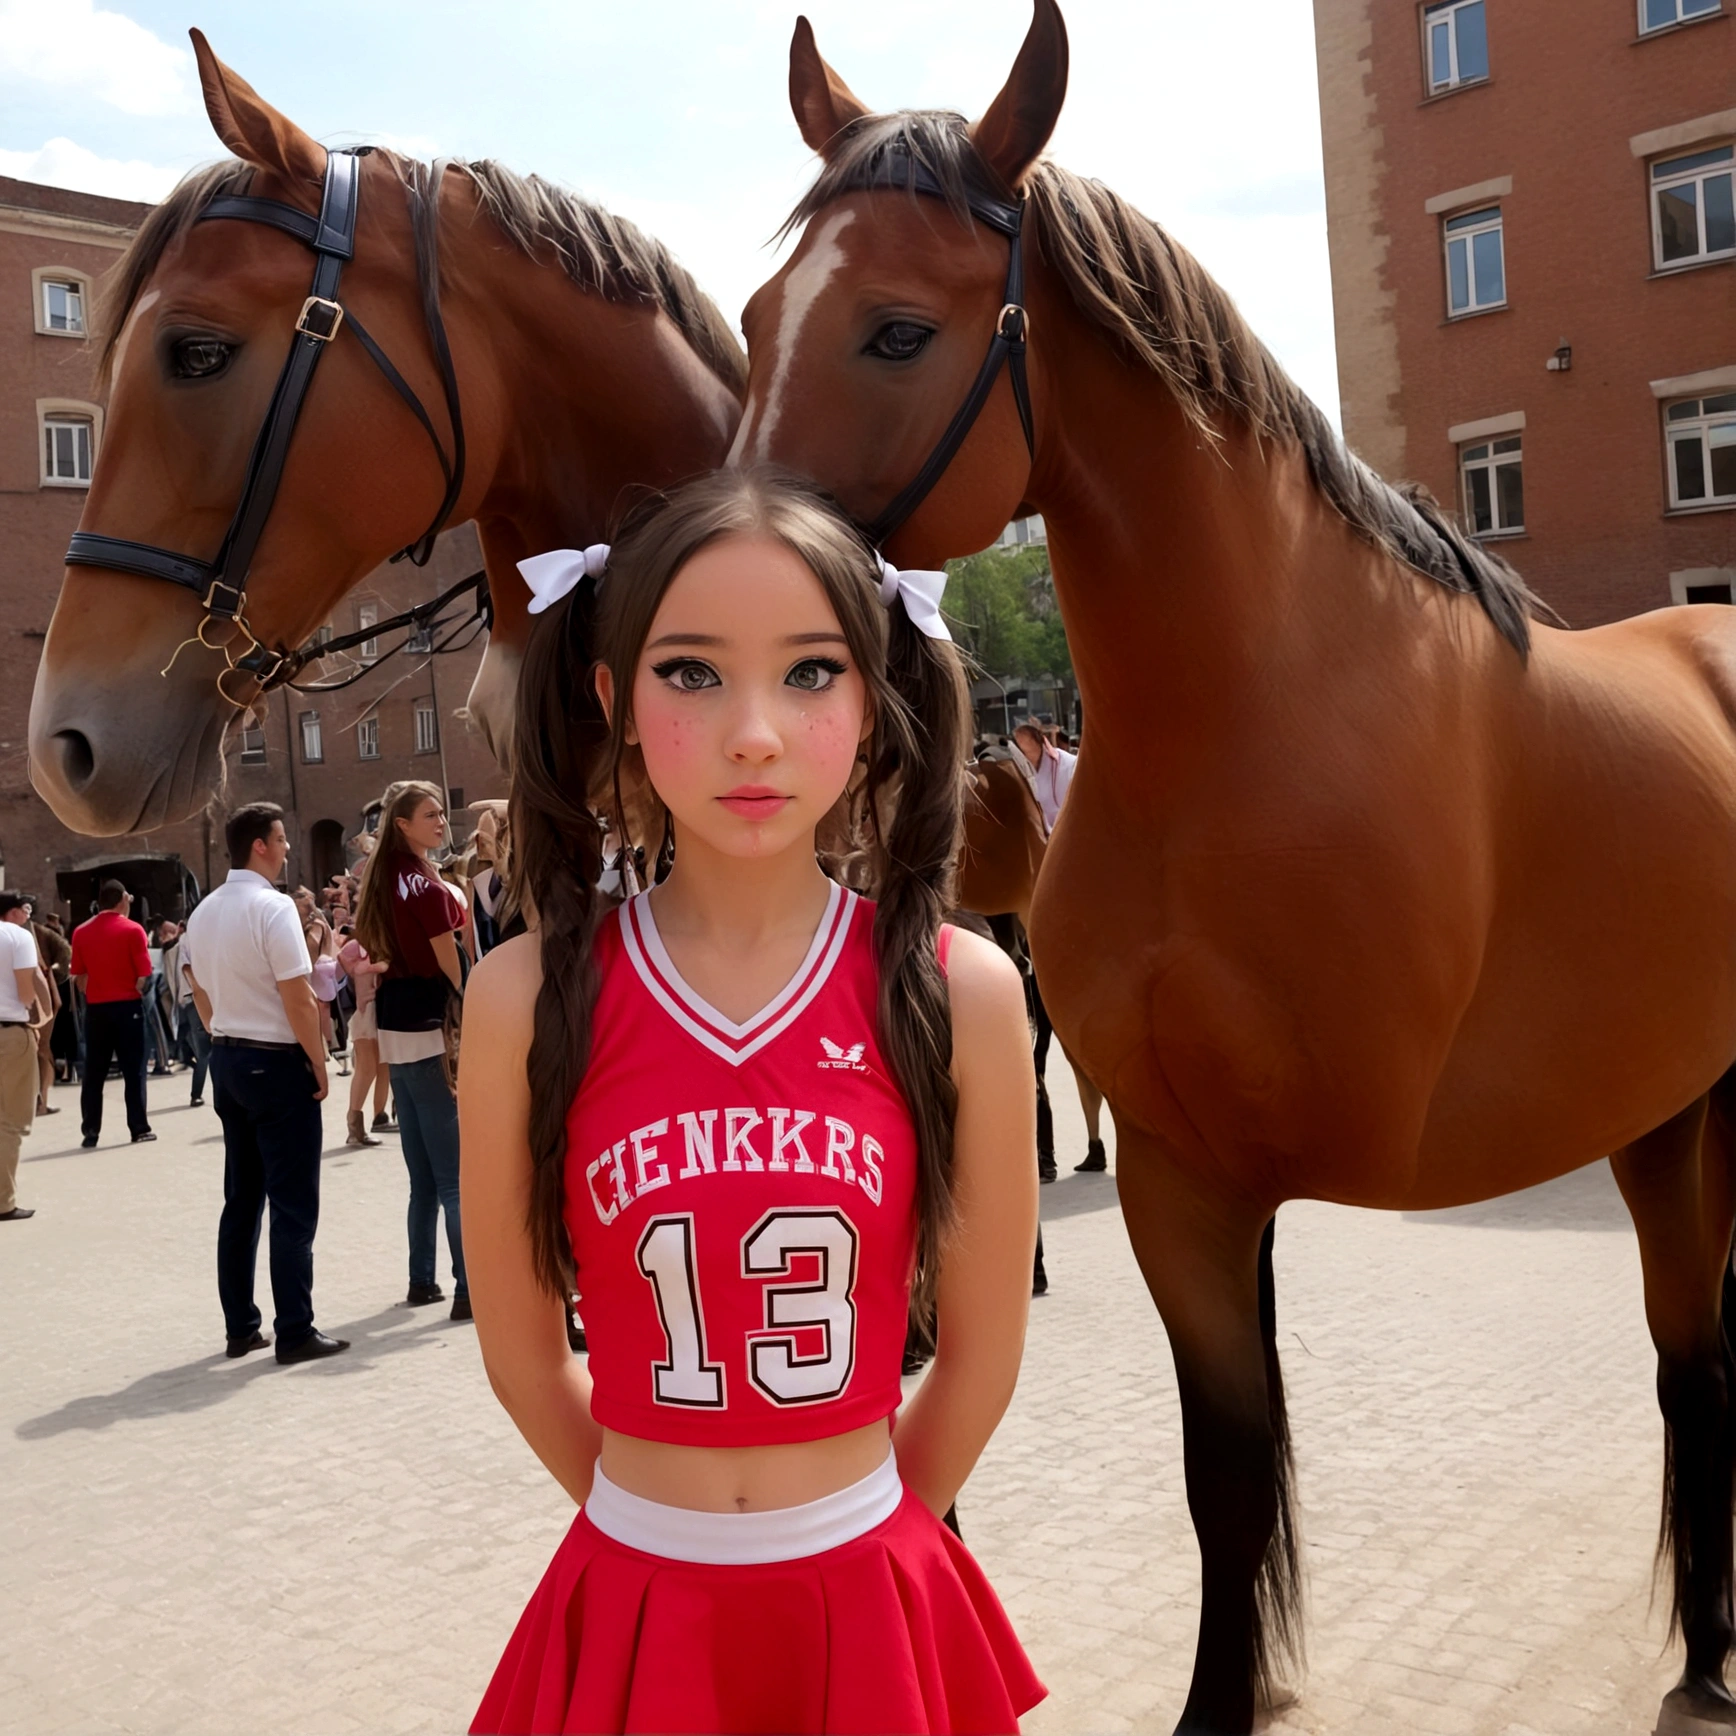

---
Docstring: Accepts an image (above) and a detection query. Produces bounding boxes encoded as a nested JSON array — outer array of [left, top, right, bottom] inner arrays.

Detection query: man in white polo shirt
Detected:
[[185, 803, 348, 1365], [0, 892, 50, 1223]]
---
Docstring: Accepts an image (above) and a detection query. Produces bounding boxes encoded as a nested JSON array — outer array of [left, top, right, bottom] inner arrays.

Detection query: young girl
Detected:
[[460, 467, 1043, 1734]]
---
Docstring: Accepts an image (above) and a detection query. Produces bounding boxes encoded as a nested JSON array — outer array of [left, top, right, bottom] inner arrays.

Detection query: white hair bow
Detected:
[[517, 544, 611, 615], [878, 557, 952, 642]]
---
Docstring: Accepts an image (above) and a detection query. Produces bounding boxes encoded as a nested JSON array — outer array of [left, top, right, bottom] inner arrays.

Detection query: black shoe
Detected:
[[1038, 1152, 1058, 1183], [225, 1330, 270, 1359], [189, 1096, 204, 1108], [81, 1135, 97, 1149], [0, 1206, 35, 1221], [1032, 1274, 1050, 1297], [1075, 1139, 1108, 1173], [450, 1294, 473, 1322], [131, 1130, 157, 1144], [276, 1330, 350, 1365], [406, 1282, 444, 1306], [371, 1113, 394, 1132]]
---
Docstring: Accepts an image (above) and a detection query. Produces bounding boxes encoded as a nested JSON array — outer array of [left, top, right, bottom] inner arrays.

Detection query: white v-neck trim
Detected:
[[620, 882, 856, 1068]]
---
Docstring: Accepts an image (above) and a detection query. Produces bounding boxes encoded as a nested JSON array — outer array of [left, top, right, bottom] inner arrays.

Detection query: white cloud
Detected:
[[0, 0, 190, 117], [0, 137, 181, 203]]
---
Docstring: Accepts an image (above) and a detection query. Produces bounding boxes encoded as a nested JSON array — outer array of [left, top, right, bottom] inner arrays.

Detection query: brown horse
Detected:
[[736, 6, 1736, 1731], [28, 31, 743, 838]]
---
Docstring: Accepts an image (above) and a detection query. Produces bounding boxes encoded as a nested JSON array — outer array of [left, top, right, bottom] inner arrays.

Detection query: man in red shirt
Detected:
[[70, 880, 154, 1148]]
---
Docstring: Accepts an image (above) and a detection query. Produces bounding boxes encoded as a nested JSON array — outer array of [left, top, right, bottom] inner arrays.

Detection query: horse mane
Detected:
[[788, 112, 1539, 655], [99, 152, 747, 397]]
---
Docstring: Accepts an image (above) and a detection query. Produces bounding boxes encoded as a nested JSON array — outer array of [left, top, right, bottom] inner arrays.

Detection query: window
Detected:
[[239, 722, 266, 764], [1641, 0, 1722, 32], [1461, 436, 1525, 535], [1445, 206, 1506, 314], [40, 278, 84, 334], [357, 716, 380, 760], [1424, 1, 1489, 93], [299, 711, 324, 763], [407, 622, 434, 653], [310, 623, 333, 648], [1665, 394, 1736, 508], [414, 705, 439, 754], [357, 600, 379, 661], [1653, 145, 1735, 269], [41, 415, 92, 485]]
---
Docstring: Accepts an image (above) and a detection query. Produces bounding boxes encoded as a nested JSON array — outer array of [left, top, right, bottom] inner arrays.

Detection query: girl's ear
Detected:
[[594, 663, 638, 746]]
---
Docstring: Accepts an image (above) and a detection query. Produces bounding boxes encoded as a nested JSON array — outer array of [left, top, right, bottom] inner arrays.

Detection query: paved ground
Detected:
[[0, 1064, 1693, 1733]]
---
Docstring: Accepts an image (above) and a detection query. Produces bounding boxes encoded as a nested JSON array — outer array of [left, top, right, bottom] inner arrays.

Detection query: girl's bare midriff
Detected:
[[600, 1418, 892, 1513]]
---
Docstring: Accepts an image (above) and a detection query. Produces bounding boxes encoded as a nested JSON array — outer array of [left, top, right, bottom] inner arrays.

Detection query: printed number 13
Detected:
[[634, 1208, 860, 1408]]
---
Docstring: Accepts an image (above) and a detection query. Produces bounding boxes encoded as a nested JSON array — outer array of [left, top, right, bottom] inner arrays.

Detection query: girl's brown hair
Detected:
[[509, 465, 971, 1309], [354, 778, 445, 965]]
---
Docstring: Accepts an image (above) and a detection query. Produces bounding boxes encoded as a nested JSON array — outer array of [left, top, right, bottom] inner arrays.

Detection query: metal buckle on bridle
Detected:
[[295, 295, 345, 342], [201, 578, 246, 619], [998, 304, 1028, 343]]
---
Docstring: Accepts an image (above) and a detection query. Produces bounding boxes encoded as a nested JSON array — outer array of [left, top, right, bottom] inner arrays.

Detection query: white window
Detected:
[[1445, 206, 1506, 315], [40, 277, 84, 334], [357, 716, 380, 760], [1665, 394, 1736, 509], [1461, 435, 1525, 535], [310, 623, 333, 648], [407, 622, 434, 653], [239, 722, 266, 764], [1424, 0, 1489, 93], [1653, 145, 1735, 270], [1641, 0, 1722, 32], [42, 415, 93, 486], [414, 705, 439, 755], [299, 711, 324, 763], [357, 600, 379, 661]]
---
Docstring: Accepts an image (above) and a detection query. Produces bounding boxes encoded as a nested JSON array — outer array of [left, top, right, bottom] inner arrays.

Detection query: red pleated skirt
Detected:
[[471, 1488, 1045, 1734]]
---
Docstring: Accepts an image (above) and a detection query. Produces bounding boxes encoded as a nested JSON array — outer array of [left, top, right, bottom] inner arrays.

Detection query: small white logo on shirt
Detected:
[[819, 1037, 868, 1071]]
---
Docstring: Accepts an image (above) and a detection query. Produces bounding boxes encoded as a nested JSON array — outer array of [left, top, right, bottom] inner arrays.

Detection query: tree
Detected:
[[941, 545, 1073, 682]]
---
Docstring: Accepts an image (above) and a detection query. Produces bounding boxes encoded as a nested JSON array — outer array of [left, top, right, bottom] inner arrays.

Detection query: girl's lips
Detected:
[[717, 792, 791, 819]]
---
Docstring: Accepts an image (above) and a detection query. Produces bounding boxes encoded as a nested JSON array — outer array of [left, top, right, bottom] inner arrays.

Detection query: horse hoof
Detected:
[[1657, 1682, 1736, 1733]]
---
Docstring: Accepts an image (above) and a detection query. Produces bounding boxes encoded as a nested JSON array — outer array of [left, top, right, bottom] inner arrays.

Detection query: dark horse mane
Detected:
[[99, 152, 747, 396], [789, 112, 1540, 656]]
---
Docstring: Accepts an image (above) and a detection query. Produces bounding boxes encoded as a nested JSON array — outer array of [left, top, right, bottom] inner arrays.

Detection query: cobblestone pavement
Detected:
[[2, 1067, 1687, 1733]]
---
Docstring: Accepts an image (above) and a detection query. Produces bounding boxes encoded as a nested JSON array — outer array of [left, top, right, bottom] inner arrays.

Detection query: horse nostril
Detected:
[[54, 729, 97, 791]]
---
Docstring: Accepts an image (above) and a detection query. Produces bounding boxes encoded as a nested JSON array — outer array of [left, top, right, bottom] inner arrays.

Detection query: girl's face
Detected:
[[600, 534, 871, 864], [396, 797, 447, 856]]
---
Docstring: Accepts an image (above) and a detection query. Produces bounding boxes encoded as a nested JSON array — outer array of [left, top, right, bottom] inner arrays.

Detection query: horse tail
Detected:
[[1253, 1212, 1306, 1706]]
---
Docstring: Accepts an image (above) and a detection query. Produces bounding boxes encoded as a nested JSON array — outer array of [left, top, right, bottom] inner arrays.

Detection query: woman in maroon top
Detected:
[[355, 781, 470, 1322]]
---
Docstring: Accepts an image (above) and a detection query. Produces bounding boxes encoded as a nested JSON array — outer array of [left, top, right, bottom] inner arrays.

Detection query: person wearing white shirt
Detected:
[[0, 893, 48, 1222], [184, 803, 349, 1366], [1012, 719, 1077, 835]]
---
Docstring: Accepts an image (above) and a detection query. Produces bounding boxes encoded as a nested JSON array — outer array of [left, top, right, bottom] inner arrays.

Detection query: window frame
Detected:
[[1638, 0, 1723, 34], [1460, 434, 1526, 537], [1422, 0, 1490, 95], [356, 715, 380, 761], [31, 267, 90, 338], [356, 599, 380, 662], [1663, 394, 1736, 511], [1650, 142, 1736, 271], [1443, 205, 1508, 317], [413, 704, 439, 755], [299, 711, 324, 764], [36, 399, 102, 489], [238, 721, 267, 765]]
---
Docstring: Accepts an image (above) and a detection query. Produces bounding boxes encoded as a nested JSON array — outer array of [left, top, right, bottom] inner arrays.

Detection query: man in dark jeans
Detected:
[[69, 881, 154, 1148], [184, 803, 348, 1365]]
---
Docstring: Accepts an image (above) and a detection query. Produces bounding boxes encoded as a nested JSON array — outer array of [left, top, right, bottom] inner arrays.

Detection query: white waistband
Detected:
[[583, 1451, 902, 1566]]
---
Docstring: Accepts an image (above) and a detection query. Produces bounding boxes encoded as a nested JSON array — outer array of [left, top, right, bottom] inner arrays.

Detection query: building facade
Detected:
[[1313, 0, 1734, 626], [0, 174, 503, 921]]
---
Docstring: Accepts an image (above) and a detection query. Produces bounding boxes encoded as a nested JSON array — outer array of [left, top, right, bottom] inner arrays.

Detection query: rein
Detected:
[[840, 150, 1036, 550], [64, 148, 477, 700]]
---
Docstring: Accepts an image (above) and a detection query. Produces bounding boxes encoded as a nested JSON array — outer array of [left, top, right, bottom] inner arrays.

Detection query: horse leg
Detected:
[[1118, 1133, 1300, 1734], [1610, 1080, 1736, 1725]]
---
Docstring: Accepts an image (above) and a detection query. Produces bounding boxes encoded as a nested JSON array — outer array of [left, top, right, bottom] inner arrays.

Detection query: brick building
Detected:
[[0, 174, 504, 921], [1313, 0, 1734, 626]]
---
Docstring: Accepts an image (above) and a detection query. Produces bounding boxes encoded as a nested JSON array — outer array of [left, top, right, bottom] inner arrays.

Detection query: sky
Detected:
[[0, 0, 1341, 424]]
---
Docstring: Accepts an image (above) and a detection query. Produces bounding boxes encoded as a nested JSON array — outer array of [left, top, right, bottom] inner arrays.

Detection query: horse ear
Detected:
[[189, 28, 325, 188], [789, 17, 871, 158], [970, 0, 1070, 191]]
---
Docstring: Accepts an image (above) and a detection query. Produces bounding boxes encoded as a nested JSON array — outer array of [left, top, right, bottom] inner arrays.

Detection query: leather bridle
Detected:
[[841, 149, 1036, 551], [64, 147, 470, 694]]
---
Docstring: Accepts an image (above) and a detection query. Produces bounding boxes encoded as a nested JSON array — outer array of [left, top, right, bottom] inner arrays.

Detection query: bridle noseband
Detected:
[[65, 147, 469, 692], [842, 150, 1037, 551]]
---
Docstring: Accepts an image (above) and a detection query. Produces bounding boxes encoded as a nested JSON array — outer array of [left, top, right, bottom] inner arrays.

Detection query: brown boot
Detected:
[[346, 1109, 381, 1147]]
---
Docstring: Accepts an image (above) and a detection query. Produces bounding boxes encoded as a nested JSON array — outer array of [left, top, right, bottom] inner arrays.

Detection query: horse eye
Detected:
[[170, 338, 234, 379], [864, 322, 934, 362]]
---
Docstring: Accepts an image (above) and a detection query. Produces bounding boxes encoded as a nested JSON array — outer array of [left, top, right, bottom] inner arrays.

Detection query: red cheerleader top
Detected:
[[563, 883, 928, 1448]]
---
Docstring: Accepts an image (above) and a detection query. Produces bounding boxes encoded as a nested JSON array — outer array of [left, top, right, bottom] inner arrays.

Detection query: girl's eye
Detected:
[[787, 657, 848, 692], [863, 321, 934, 362], [651, 658, 720, 692]]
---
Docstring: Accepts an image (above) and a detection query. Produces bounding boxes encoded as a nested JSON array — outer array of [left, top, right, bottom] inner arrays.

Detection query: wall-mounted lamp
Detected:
[[1545, 344, 1573, 372]]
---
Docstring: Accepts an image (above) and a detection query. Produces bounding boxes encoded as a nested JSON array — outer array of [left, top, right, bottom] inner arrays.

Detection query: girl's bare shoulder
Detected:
[[940, 925, 1026, 1038], [466, 932, 543, 1034]]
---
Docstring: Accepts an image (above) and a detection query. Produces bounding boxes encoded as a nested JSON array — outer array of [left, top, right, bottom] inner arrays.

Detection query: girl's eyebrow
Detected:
[[645, 631, 849, 649]]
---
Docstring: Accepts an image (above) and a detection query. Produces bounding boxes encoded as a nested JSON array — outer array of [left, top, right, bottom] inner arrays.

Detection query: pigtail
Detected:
[[507, 580, 608, 1296], [867, 604, 973, 1321]]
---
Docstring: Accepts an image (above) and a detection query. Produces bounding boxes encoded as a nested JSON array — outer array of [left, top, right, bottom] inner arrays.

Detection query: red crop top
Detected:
[[564, 884, 938, 1448]]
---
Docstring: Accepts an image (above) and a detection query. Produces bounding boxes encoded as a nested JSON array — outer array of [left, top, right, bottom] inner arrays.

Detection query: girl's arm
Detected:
[[429, 929, 466, 993], [458, 933, 602, 1506], [892, 930, 1039, 1515]]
